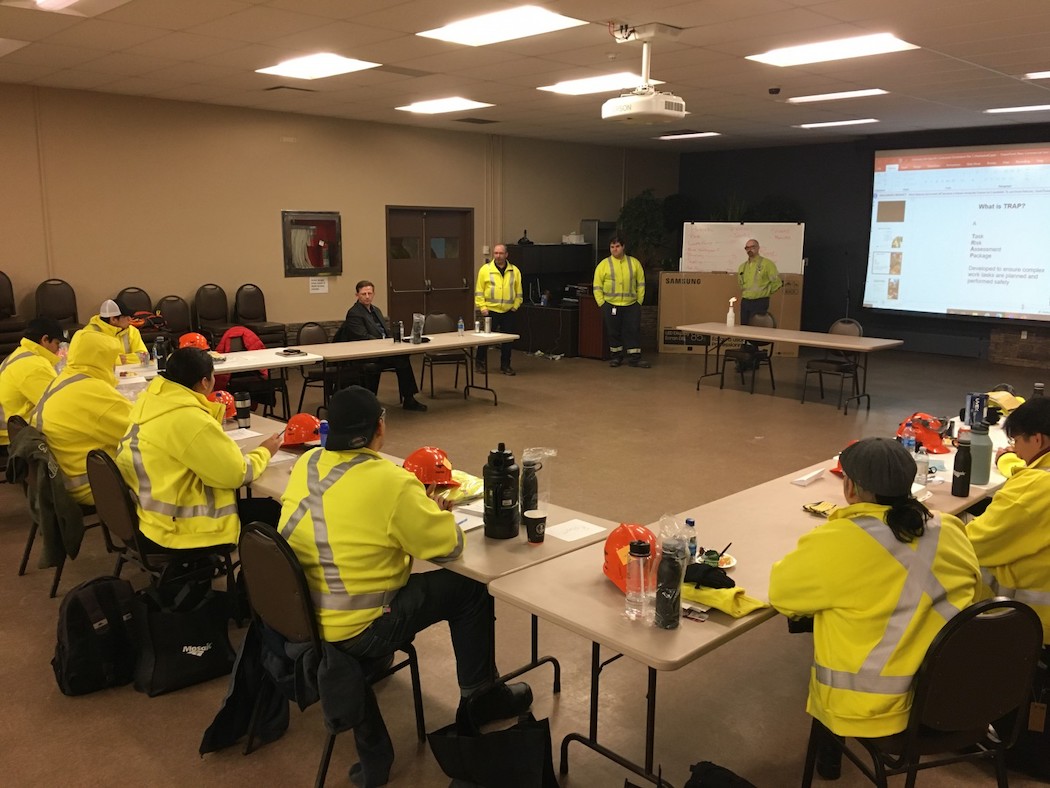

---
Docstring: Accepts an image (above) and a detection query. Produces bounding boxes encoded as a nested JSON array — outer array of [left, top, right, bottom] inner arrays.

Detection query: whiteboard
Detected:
[[681, 222, 805, 274]]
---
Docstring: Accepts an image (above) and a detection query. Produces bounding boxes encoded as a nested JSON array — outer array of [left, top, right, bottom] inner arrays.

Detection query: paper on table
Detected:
[[545, 518, 605, 542], [791, 468, 824, 487], [226, 428, 261, 441], [267, 450, 299, 464], [456, 513, 485, 533]]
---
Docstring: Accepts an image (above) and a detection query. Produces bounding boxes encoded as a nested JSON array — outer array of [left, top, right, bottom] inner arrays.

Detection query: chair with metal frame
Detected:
[[801, 597, 1044, 788], [232, 284, 286, 347], [194, 283, 235, 339], [0, 270, 28, 357], [84, 449, 236, 596], [294, 322, 342, 413], [155, 294, 193, 337], [35, 278, 79, 333], [238, 521, 425, 787], [720, 311, 776, 394], [801, 318, 863, 411], [418, 313, 469, 398]]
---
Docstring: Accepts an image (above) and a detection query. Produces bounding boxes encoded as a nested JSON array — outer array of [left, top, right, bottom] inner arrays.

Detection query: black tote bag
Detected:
[[428, 712, 559, 788]]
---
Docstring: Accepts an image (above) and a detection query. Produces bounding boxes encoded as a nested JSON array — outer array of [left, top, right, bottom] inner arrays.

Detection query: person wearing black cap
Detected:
[[769, 437, 979, 775], [86, 298, 148, 365], [279, 385, 532, 780]]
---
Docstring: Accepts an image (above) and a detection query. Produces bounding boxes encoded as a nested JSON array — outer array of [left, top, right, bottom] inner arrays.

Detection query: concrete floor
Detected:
[[2, 347, 1046, 787]]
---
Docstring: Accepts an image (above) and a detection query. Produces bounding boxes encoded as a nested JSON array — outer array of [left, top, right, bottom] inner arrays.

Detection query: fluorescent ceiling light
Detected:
[[657, 131, 721, 140], [396, 97, 494, 114], [984, 104, 1050, 114], [256, 53, 380, 80], [747, 33, 917, 67], [797, 118, 879, 129], [35, 0, 80, 9], [1023, 70, 1050, 80], [418, 5, 587, 47], [538, 72, 662, 96], [786, 88, 887, 104]]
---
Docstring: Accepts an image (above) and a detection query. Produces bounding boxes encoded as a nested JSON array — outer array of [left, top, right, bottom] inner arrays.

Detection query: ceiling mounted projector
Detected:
[[600, 35, 685, 124], [602, 87, 686, 124]]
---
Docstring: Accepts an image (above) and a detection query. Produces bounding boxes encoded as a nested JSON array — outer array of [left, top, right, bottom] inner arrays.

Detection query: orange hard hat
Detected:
[[403, 446, 460, 487], [207, 389, 236, 420], [284, 413, 321, 446], [603, 523, 657, 594], [179, 332, 209, 350], [896, 412, 951, 454]]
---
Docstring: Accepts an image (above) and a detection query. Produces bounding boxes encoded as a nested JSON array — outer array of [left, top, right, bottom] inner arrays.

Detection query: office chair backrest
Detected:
[[115, 287, 153, 315], [239, 521, 320, 648], [0, 270, 16, 319], [35, 278, 78, 327], [194, 283, 229, 324], [233, 284, 267, 323], [85, 449, 139, 546], [422, 313, 455, 334], [155, 295, 192, 335], [297, 322, 329, 345], [749, 312, 777, 329], [914, 598, 1042, 736], [829, 318, 862, 337]]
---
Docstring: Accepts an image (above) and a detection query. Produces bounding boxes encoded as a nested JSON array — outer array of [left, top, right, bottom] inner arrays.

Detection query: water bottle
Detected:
[[55, 341, 69, 373], [1033, 383, 1045, 399], [969, 422, 993, 486], [901, 420, 916, 453], [152, 336, 170, 372], [684, 517, 697, 562], [457, 317, 465, 336], [654, 539, 686, 629], [952, 427, 972, 497], [318, 419, 329, 448], [520, 458, 539, 515], [914, 446, 930, 486], [625, 540, 652, 622], [483, 442, 519, 539]]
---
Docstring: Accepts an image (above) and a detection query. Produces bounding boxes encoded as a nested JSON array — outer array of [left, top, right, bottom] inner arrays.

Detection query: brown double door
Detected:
[[386, 206, 474, 328]]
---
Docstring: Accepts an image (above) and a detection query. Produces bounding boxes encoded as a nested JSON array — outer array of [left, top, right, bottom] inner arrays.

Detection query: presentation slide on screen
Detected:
[[863, 144, 1050, 322]]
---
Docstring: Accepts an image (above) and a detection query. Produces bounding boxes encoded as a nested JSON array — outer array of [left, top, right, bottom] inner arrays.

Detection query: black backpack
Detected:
[[52, 576, 139, 696]]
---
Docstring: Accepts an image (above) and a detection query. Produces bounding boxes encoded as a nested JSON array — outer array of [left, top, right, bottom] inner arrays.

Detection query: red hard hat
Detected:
[[179, 332, 209, 350], [403, 446, 460, 487], [896, 412, 951, 454], [284, 413, 321, 446], [207, 390, 236, 420], [603, 523, 657, 594]]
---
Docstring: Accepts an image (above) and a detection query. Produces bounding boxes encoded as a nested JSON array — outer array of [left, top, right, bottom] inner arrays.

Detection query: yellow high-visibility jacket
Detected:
[[280, 447, 463, 642], [0, 338, 59, 445], [31, 331, 132, 505], [953, 451, 1050, 644], [593, 255, 645, 307], [770, 503, 980, 737], [737, 255, 782, 300], [116, 375, 271, 548], [474, 261, 523, 313], [86, 314, 148, 365]]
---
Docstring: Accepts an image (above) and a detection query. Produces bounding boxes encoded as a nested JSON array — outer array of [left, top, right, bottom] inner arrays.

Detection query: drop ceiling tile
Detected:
[[0, 6, 81, 40], [98, 0, 251, 30], [75, 50, 179, 75], [125, 31, 245, 60], [41, 18, 169, 50], [185, 6, 331, 44], [0, 60, 55, 81], [2, 40, 103, 68], [31, 67, 120, 88]]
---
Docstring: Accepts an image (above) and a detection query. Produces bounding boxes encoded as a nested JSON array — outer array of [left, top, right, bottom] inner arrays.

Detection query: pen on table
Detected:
[[455, 516, 468, 526], [718, 542, 733, 557]]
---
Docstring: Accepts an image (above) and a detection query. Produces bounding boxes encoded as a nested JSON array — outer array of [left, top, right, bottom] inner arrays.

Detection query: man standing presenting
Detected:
[[737, 239, 782, 327], [592, 236, 650, 368], [336, 280, 427, 412], [0, 318, 63, 448], [474, 243, 522, 376], [87, 299, 148, 365]]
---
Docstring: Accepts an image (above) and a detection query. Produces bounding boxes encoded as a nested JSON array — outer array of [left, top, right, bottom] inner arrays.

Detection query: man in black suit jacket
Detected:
[[336, 280, 427, 412]]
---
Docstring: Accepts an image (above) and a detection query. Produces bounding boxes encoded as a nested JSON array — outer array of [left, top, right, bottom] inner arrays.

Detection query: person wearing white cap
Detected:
[[86, 298, 148, 365]]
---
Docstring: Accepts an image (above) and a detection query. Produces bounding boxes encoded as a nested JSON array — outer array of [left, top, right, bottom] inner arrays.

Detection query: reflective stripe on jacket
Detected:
[[474, 261, 523, 313], [592, 255, 645, 307], [280, 447, 463, 643], [0, 339, 59, 444], [86, 314, 148, 365], [737, 256, 782, 300], [769, 503, 980, 737], [115, 375, 271, 548]]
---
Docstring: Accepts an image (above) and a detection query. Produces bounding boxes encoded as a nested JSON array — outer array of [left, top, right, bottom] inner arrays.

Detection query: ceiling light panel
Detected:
[[538, 72, 662, 95], [417, 6, 587, 47], [786, 88, 888, 103], [747, 34, 918, 67], [797, 118, 880, 128], [256, 53, 380, 80], [396, 96, 494, 114]]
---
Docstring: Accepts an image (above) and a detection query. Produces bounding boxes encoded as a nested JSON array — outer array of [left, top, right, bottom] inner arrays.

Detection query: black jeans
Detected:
[[601, 301, 641, 359], [740, 296, 770, 327], [333, 569, 496, 694], [478, 309, 516, 369], [362, 355, 418, 400]]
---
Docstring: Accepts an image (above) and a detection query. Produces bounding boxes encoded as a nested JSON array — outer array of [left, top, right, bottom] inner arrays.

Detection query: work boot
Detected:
[[403, 397, 427, 412], [463, 682, 533, 727], [627, 356, 651, 368], [475, 360, 487, 373], [500, 366, 516, 376], [609, 356, 623, 367]]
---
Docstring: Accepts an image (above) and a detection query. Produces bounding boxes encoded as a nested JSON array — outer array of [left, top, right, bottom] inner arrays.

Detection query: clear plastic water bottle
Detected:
[[319, 419, 329, 449], [901, 420, 916, 453], [624, 540, 651, 622], [684, 517, 697, 562], [914, 446, 929, 486], [55, 341, 69, 373], [457, 317, 465, 336]]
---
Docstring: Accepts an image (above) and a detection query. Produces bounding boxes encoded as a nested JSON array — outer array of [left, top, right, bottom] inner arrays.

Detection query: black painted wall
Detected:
[[678, 123, 1050, 357]]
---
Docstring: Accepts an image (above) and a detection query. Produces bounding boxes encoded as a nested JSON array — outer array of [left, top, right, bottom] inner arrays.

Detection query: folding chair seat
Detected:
[[801, 318, 863, 411], [418, 313, 469, 398], [720, 312, 776, 394]]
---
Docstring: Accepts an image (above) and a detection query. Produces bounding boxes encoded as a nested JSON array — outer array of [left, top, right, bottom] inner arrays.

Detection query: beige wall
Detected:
[[2, 83, 678, 325]]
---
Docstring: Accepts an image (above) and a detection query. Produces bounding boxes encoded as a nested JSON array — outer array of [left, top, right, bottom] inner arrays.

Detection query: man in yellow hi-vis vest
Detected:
[[474, 244, 522, 375], [592, 236, 650, 368]]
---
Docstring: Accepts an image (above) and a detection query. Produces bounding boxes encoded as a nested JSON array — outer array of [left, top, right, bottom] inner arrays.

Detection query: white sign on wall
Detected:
[[308, 277, 329, 294], [681, 222, 805, 274]]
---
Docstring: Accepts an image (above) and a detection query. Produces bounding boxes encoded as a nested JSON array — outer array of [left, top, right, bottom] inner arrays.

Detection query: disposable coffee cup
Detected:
[[523, 509, 546, 544], [484, 316, 492, 334]]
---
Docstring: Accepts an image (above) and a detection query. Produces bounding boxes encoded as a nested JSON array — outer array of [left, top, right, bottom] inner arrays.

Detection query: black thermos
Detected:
[[483, 442, 519, 539]]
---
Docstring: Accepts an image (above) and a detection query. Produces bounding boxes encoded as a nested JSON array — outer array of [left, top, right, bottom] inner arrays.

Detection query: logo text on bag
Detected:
[[182, 643, 213, 658]]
